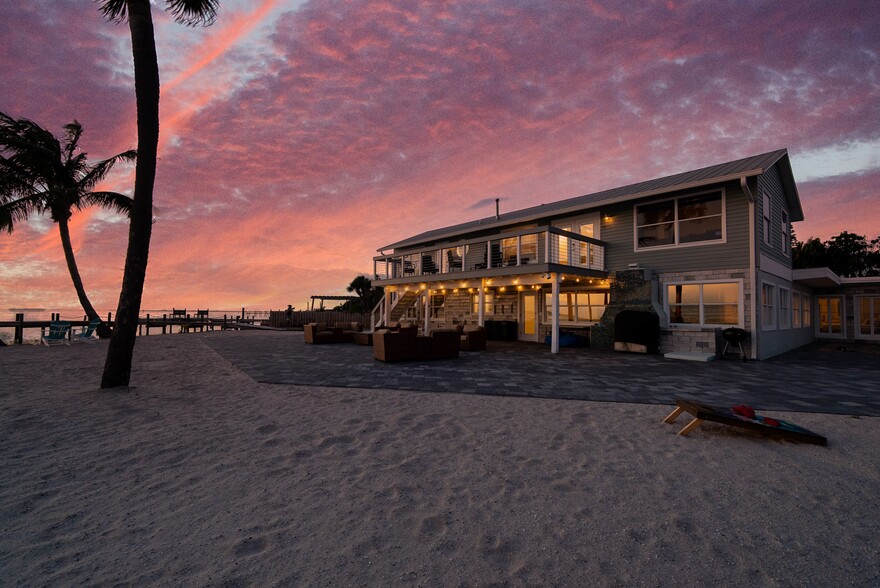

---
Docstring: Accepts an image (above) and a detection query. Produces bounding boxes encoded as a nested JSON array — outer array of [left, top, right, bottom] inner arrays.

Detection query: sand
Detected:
[[1, 333, 878, 586]]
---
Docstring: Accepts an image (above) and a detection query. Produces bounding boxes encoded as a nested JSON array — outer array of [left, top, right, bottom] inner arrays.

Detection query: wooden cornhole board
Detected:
[[663, 398, 827, 446]]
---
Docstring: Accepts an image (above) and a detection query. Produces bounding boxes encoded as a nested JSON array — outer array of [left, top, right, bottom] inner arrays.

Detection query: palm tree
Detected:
[[0, 113, 136, 336], [98, 0, 218, 388]]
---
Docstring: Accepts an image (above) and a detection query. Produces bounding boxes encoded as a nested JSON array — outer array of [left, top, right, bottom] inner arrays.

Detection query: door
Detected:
[[816, 296, 844, 337], [520, 291, 539, 342]]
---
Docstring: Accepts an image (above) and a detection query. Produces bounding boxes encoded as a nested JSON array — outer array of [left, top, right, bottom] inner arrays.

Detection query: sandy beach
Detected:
[[2, 332, 878, 586]]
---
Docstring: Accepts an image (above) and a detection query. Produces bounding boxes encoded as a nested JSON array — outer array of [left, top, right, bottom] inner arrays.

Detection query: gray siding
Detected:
[[602, 180, 751, 273], [757, 165, 794, 266]]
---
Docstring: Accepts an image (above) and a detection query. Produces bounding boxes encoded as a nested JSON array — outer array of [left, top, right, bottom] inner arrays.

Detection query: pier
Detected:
[[0, 309, 270, 345]]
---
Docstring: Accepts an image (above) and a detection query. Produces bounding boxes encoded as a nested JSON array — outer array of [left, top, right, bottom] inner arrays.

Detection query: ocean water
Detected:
[[1, 308, 272, 345]]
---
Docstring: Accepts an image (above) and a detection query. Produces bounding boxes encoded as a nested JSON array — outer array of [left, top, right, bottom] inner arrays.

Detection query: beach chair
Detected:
[[72, 319, 101, 343], [663, 398, 827, 446], [41, 321, 72, 346]]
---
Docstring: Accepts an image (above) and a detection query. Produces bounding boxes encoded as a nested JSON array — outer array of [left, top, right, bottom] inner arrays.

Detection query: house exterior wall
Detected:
[[601, 180, 751, 273], [812, 282, 880, 342], [757, 165, 793, 266], [757, 271, 814, 359]]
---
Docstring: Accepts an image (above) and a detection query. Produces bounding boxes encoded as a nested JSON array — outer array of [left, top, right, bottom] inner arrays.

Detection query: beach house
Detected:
[[371, 149, 879, 359]]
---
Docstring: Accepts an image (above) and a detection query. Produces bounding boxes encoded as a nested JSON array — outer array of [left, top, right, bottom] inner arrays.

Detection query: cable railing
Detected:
[[373, 226, 605, 281]]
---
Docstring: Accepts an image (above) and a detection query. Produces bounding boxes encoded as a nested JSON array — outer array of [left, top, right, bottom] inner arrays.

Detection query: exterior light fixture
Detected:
[[604, 215, 613, 223], [499, 286, 506, 292]]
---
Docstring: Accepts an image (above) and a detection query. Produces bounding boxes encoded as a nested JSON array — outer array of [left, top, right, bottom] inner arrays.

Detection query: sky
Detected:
[[1, 0, 879, 313]]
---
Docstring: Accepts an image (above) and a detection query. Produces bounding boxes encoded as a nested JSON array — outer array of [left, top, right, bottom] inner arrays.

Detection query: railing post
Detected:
[[14, 313, 23, 345]]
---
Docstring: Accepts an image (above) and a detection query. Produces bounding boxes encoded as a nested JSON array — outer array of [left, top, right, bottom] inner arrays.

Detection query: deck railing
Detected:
[[373, 226, 605, 281]]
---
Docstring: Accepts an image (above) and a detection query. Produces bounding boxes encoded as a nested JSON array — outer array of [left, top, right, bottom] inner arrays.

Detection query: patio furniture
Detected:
[[41, 321, 71, 346], [721, 328, 750, 361], [663, 398, 827, 446], [304, 323, 342, 344], [460, 324, 486, 351], [352, 332, 373, 346], [447, 250, 463, 270], [430, 329, 461, 359], [421, 254, 439, 274], [334, 321, 364, 342], [374, 328, 417, 362], [72, 319, 101, 343]]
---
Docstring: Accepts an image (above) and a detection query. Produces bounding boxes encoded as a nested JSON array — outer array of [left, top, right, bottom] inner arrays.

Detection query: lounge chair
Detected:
[[41, 321, 72, 346], [460, 324, 487, 351], [663, 398, 827, 445], [72, 319, 101, 343]]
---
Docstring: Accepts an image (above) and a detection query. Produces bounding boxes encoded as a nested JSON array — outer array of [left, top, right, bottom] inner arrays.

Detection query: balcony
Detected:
[[373, 226, 606, 284]]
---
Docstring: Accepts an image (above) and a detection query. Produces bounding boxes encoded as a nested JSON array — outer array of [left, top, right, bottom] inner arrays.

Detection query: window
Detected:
[[545, 290, 608, 324], [792, 292, 801, 328], [857, 296, 880, 338], [803, 294, 811, 327], [779, 288, 790, 329], [762, 283, 775, 329], [781, 211, 790, 256], [667, 282, 740, 327], [817, 296, 843, 336], [763, 192, 772, 245], [430, 294, 445, 319], [636, 190, 723, 250], [472, 291, 494, 315]]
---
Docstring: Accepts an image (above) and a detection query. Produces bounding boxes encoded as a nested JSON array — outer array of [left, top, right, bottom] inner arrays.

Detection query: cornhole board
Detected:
[[663, 398, 827, 446]]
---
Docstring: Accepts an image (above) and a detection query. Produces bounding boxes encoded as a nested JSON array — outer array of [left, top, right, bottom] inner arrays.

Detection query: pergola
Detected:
[[309, 295, 358, 311]]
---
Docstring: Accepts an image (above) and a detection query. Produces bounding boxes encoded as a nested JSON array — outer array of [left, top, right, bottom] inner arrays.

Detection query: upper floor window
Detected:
[[763, 192, 772, 245], [635, 190, 724, 250]]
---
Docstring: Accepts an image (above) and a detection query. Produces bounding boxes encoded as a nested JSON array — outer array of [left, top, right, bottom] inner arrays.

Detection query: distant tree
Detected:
[[341, 275, 383, 312], [792, 231, 880, 277], [98, 0, 219, 388], [0, 113, 135, 335]]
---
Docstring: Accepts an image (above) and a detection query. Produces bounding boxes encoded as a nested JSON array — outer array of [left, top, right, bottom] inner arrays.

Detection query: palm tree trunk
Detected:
[[57, 218, 101, 322], [101, 0, 158, 388]]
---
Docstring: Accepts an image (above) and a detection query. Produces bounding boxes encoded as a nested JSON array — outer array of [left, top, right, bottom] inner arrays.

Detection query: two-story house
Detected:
[[371, 149, 879, 359]]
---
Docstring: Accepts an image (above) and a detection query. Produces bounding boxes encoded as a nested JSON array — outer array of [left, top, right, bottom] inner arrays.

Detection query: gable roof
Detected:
[[381, 149, 802, 252]]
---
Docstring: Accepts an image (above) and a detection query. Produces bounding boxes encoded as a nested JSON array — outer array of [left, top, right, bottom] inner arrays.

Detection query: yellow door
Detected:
[[520, 292, 539, 341]]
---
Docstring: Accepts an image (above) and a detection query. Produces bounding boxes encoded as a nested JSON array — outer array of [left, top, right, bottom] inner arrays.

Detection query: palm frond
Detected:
[[78, 149, 136, 191], [62, 120, 83, 164], [166, 0, 219, 26], [0, 193, 49, 233], [81, 191, 134, 217], [97, 0, 129, 23]]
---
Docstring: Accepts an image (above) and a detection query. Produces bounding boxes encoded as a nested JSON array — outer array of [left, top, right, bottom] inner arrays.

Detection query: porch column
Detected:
[[551, 272, 560, 354], [424, 289, 431, 335], [478, 279, 485, 326], [384, 290, 391, 327]]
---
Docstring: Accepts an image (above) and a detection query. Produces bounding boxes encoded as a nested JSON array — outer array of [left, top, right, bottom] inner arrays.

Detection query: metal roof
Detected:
[[381, 149, 802, 252]]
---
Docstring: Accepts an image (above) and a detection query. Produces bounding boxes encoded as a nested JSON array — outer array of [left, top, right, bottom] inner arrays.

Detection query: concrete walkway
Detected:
[[202, 331, 880, 416]]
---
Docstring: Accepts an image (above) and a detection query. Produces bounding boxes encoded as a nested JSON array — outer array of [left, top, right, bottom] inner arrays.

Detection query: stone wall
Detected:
[[590, 269, 657, 351]]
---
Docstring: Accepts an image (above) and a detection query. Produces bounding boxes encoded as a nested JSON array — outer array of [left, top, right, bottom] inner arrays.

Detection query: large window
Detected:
[[781, 211, 790, 256], [762, 284, 776, 329], [430, 294, 446, 319], [763, 192, 772, 245], [792, 292, 801, 328], [545, 290, 608, 324], [636, 190, 723, 250], [803, 294, 811, 327], [857, 296, 880, 338], [667, 282, 740, 327], [779, 288, 791, 329], [472, 291, 494, 315]]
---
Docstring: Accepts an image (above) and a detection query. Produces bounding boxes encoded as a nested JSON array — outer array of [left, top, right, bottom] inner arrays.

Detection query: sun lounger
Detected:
[[663, 397, 827, 446]]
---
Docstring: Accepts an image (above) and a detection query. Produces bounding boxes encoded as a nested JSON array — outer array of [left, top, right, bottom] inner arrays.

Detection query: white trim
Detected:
[[759, 254, 793, 281], [748, 196, 758, 359], [663, 279, 744, 329], [633, 188, 727, 252]]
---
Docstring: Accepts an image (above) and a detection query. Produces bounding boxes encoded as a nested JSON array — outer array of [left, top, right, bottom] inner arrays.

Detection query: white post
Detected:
[[478, 280, 485, 326], [384, 291, 391, 327], [424, 289, 431, 335], [516, 235, 521, 266], [551, 273, 560, 354]]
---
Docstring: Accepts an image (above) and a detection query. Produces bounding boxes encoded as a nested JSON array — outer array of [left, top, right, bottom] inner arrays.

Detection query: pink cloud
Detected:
[[1, 0, 879, 314]]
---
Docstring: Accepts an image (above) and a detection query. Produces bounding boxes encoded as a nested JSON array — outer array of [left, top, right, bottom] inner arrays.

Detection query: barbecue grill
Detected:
[[721, 327, 750, 360]]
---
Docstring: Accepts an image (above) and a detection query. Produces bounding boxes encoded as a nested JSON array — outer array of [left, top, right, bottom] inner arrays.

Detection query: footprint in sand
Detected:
[[416, 514, 448, 539]]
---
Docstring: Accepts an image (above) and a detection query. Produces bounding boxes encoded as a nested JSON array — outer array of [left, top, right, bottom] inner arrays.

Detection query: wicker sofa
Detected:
[[373, 328, 461, 362], [460, 325, 487, 351]]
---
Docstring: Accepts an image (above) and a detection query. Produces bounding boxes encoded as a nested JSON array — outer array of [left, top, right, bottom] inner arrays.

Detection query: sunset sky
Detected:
[[1, 0, 878, 313]]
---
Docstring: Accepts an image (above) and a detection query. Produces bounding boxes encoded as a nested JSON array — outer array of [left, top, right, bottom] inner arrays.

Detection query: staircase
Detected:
[[370, 290, 420, 330]]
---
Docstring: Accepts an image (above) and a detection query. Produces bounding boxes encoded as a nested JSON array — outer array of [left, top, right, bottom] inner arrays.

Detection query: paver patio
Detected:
[[202, 331, 880, 416]]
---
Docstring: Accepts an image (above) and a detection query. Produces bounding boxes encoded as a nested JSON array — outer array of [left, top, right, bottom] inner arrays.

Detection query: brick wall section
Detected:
[[657, 268, 751, 356], [428, 289, 520, 330]]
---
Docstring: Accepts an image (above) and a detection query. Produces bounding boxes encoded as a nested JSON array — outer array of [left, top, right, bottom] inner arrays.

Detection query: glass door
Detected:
[[816, 296, 844, 337], [520, 292, 539, 342]]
